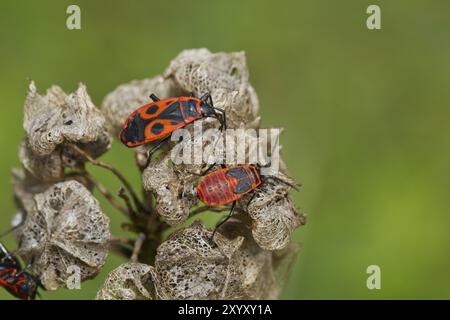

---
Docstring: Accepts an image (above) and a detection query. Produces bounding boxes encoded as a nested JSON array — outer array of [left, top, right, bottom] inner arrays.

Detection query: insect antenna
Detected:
[[263, 175, 301, 192], [216, 108, 226, 130], [0, 226, 19, 239], [0, 242, 18, 265]]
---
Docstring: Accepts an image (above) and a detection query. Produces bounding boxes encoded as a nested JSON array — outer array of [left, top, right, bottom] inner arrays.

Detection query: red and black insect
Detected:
[[197, 165, 262, 207], [0, 242, 39, 300], [197, 165, 298, 238], [119, 93, 225, 159]]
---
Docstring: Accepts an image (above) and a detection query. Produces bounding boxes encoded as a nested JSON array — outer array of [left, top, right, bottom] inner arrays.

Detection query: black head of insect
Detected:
[[199, 99, 215, 117], [199, 93, 226, 130]]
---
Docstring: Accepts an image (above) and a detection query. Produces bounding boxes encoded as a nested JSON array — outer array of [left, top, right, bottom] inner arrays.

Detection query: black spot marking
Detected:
[[234, 181, 252, 194], [227, 167, 247, 179], [228, 167, 254, 194], [146, 105, 159, 115], [120, 113, 149, 143], [159, 102, 184, 122], [182, 99, 199, 118], [151, 123, 164, 135]]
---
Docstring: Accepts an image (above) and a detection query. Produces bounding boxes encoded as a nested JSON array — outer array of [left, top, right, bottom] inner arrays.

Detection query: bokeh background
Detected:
[[0, 0, 449, 300]]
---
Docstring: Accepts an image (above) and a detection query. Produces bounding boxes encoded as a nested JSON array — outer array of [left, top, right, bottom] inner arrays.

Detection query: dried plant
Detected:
[[5, 49, 305, 300]]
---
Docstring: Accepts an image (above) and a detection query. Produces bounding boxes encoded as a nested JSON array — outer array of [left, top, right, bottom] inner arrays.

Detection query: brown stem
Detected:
[[110, 236, 134, 246], [118, 187, 138, 218], [70, 144, 146, 214], [131, 233, 146, 262], [110, 243, 133, 260], [68, 145, 169, 265], [83, 171, 130, 217]]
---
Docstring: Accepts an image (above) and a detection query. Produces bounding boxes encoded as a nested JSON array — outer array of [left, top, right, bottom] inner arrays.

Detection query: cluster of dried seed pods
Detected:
[[11, 82, 112, 292], [5, 48, 305, 300]]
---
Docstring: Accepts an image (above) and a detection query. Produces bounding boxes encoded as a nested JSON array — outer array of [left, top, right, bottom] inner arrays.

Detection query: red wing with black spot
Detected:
[[119, 97, 202, 147]]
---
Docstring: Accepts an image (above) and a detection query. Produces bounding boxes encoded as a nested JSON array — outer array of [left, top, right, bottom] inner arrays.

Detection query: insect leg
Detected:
[[211, 107, 226, 131], [0, 242, 10, 262], [145, 135, 172, 167], [201, 163, 216, 175], [15, 263, 32, 277], [200, 92, 211, 102], [208, 94, 214, 107], [149, 93, 160, 102], [245, 191, 257, 209], [211, 201, 236, 242]]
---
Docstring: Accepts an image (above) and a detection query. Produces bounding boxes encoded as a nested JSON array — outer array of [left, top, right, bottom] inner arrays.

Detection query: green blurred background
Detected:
[[0, 0, 449, 300]]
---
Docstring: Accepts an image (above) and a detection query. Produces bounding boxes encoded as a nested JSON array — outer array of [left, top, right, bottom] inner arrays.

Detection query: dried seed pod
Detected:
[[96, 263, 155, 300], [19, 140, 64, 181], [101, 76, 183, 135], [271, 241, 301, 294], [22, 81, 111, 180], [164, 48, 260, 128], [217, 214, 299, 299], [14, 180, 110, 290], [152, 220, 293, 300], [142, 153, 198, 225], [141, 119, 229, 225], [164, 48, 249, 95], [211, 87, 260, 129], [152, 221, 243, 299], [239, 175, 306, 251], [12, 168, 52, 214]]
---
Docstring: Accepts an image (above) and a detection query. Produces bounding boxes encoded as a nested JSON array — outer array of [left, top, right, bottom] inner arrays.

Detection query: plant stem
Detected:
[[83, 171, 130, 217], [131, 233, 146, 262], [69, 144, 171, 265], [70, 144, 146, 214]]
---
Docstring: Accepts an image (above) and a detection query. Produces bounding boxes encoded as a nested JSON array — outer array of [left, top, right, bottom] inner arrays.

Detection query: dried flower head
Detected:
[[21, 81, 111, 180], [164, 48, 260, 129], [96, 263, 155, 300], [150, 220, 297, 299], [239, 173, 306, 251], [14, 179, 110, 290], [8, 48, 304, 300], [217, 215, 300, 299], [142, 153, 198, 225]]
